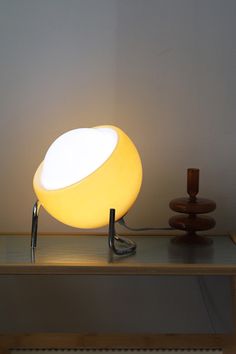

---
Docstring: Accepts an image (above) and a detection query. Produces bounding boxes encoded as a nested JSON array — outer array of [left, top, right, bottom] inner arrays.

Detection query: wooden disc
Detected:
[[169, 215, 215, 231], [169, 197, 216, 214]]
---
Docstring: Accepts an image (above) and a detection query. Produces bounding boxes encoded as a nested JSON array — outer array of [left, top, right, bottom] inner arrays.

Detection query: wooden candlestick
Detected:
[[169, 168, 216, 245]]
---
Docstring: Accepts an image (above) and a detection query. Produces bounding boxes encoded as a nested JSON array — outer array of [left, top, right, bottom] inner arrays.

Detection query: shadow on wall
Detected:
[[0, 275, 233, 333]]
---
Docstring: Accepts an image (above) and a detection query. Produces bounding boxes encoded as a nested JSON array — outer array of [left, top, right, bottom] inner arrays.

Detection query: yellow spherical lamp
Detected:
[[31, 125, 142, 255]]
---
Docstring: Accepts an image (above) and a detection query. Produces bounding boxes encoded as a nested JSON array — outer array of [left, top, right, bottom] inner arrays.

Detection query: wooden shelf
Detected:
[[0, 234, 236, 275]]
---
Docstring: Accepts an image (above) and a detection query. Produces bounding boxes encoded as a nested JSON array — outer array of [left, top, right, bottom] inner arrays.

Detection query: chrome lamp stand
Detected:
[[31, 202, 136, 256], [108, 208, 136, 255]]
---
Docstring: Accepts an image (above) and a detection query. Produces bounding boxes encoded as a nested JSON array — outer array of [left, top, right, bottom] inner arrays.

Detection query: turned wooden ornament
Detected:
[[169, 168, 216, 245]]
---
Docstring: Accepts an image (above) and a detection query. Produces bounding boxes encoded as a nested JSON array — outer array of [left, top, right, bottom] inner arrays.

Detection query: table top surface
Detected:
[[0, 234, 236, 275]]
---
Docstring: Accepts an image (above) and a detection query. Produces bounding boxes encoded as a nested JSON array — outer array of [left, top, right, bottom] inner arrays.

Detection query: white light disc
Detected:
[[41, 127, 118, 190]]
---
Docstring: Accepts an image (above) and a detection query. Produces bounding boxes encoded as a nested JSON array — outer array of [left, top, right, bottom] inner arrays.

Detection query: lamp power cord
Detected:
[[118, 216, 173, 231]]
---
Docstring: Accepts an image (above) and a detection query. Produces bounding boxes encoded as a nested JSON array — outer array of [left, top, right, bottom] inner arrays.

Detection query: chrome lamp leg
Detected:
[[31, 200, 41, 249], [108, 208, 136, 255]]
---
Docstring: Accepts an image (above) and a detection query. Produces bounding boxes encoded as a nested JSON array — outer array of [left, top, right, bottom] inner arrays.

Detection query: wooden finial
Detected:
[[187, 168, 199, 201]]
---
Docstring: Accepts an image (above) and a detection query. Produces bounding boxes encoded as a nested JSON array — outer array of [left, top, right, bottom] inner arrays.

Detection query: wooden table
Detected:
[[0, 233, 236, 353]]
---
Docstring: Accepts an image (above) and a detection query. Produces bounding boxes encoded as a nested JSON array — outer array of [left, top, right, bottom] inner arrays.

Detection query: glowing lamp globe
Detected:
[[33, 125, 142, 229]]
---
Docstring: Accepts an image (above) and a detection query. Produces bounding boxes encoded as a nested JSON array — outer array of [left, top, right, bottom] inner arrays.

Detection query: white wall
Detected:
[[115, 0, 236, 233], [0, 0, 117, 232], [0, 0, 236, 233]]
